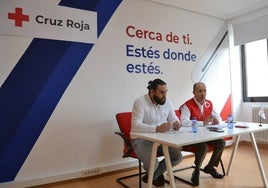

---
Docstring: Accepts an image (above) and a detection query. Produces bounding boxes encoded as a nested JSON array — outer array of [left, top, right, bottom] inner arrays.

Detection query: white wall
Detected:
[[1, 0, 255, 187]]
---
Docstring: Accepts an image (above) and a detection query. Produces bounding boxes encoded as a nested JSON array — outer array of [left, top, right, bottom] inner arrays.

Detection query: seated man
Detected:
[[131, 78, 183, 187], [180, 82, 225, 186]]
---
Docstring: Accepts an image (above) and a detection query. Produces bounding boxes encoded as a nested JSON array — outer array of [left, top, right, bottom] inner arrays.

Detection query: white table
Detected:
[[130, 122, 268, 188]]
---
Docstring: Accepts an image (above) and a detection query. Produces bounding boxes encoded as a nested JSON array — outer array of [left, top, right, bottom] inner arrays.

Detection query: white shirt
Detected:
[[131, 94, 179, 133]]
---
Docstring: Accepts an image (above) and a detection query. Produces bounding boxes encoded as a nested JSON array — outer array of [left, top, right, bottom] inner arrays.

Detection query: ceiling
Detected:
[[148, 0, 268, 20]]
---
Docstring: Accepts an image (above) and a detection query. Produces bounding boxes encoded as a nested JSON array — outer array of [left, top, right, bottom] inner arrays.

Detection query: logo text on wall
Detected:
[[1, 0, 97, 43]]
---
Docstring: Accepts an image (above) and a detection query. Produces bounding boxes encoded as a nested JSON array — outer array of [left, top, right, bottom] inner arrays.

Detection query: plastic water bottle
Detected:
[[192, 117, 198, 133], [227, 114, 233, 129]]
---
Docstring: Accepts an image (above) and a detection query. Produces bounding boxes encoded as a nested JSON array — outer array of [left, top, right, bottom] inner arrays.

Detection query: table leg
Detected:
[[162, 145, 176, 188], [250, 132, 268, 187], [148, 142, 159, 188], [227, 135, 240, 175]]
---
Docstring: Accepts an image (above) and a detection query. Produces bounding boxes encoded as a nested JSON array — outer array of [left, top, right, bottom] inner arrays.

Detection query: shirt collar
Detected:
[[194, 97, 203, 109]]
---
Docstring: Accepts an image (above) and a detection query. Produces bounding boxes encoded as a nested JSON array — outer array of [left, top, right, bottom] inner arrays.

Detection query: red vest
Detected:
[[184, 98, 213, 121]]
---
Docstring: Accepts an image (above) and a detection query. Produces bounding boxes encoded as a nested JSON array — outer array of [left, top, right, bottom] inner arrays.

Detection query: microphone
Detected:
[[258, 105, 266, 127]]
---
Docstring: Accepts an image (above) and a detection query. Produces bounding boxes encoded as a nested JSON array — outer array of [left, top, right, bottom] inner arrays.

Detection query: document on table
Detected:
[[168, 123, 228, 134], [207, 123, 227, 129]]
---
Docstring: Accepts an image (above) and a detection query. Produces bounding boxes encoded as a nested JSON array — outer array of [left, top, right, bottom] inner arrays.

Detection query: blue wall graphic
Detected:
[[0, 0, 122, 182]]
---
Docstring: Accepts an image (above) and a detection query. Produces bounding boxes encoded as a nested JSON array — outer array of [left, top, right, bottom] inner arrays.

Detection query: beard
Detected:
[[153, 95, 166, 105]]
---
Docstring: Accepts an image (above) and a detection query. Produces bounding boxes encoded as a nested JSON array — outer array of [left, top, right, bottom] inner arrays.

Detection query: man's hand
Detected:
[[212, 117, 219, 125], [172, 120, 182, 130], [156, 122, 172, 133], [203, 116, 219, 125]]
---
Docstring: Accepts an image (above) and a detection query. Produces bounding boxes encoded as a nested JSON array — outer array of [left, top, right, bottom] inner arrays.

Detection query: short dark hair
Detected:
[[193, 82, 205, 91], [193, 83, 198, 90], [147, 78, 166, 91]]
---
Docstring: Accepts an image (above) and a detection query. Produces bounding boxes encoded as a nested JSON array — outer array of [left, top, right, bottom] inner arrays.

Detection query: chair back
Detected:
[[115, 112, 135, 158], [116, 112, 132, 140], [174, 109, 181, 120]]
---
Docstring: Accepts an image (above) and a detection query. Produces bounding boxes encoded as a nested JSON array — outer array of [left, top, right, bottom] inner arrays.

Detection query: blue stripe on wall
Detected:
[[0, 0, 122, 182]]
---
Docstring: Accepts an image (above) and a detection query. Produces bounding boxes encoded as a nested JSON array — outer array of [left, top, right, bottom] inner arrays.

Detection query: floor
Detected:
[[29, 142, 268, 188]]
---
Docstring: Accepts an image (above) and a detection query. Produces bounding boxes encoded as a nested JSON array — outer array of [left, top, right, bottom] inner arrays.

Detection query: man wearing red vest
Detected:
[[180, 82, 225, 186]]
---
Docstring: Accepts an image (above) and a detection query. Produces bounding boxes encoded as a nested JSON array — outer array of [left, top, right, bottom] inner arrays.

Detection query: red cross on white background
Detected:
[[8, 7, 29, 27]]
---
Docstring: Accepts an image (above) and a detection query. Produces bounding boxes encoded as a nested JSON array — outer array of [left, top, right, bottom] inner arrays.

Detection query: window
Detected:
[[241, 39, 268, 102]]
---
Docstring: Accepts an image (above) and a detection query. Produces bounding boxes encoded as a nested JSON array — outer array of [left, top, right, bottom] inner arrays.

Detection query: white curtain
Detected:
[[233, 13, 268, 46]]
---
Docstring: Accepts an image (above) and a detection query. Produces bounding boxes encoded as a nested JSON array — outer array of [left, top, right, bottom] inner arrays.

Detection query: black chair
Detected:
[[173, 110, 226, 186], [174, 144, 226, 186], [115, 112, 167, 187], [115, 112, 144, 188]]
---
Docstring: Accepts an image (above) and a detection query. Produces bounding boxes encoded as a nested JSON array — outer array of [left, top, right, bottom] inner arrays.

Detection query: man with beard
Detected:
[[131, 78, 182, 187], [180, 82, 225, 186]]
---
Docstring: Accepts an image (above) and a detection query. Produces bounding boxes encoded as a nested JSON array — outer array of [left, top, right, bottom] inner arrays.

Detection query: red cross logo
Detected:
[[8, 7, 29, 27]]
